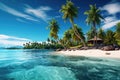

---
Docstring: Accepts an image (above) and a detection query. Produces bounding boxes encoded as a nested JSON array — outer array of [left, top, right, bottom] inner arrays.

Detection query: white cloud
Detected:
[[102, 15, 120, 30], [102, 20, 120, 30], [100, 2, 120, 15], [0, 2, 38, 22], [0, 3, 53, 22], [0, 34, 31, 47], [104, 16, 117, 24], [25, 6, 52, 22], [0, 40, 27, 47], [101, 2, 120, 30], [0, 34, 30, 41]]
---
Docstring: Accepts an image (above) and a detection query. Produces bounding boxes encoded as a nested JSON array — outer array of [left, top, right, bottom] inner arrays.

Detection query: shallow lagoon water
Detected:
[[0, 49, 120, 80]]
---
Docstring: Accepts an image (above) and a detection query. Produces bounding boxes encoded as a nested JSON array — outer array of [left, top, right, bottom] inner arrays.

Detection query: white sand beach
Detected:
[[54, 49, 120, 59]]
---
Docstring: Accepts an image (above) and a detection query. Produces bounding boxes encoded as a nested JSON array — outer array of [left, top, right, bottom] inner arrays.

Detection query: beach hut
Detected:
[[88, 36, 103, 45]]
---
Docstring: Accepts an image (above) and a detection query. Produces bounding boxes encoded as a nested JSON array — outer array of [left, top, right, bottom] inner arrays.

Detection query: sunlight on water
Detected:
[[0, 49, 120, 80], [8, 66, 76, 80]]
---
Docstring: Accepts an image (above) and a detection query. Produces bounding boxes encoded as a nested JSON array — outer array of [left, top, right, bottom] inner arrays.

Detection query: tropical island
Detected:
[[22, 0, 120, 60], [1, 0, 120, 80], [23, 0, 120, 57]]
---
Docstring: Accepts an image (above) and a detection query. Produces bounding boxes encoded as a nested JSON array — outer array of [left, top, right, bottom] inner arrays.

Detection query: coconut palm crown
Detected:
[[47, 19, 59, 40], [60, 0, 78, 23]]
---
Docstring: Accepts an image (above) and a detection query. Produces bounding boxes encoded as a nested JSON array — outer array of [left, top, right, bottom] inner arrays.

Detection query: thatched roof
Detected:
[[88, 36, 103, 42]]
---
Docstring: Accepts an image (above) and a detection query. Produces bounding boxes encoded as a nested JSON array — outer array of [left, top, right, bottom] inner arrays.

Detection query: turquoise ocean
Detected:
[[0, 49, 120, 80]]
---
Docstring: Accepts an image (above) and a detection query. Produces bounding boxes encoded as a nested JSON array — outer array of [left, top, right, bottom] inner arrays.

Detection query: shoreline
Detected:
[[53, 49, 120, 59]]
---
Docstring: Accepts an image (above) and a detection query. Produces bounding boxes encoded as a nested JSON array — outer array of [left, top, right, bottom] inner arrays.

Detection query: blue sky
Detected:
[[0, 0, 120, 47]]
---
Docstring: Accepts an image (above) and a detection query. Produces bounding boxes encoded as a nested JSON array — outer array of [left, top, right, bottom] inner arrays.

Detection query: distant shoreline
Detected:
[[53, 49, 120, 59]]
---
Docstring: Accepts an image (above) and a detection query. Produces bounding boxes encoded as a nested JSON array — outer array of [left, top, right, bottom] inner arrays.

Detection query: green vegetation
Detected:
[[98, 28, 106, 42], [23, 42, 63, 49], [114, 22, 120, 45], [84, 4, 104, 46], [60, 0, 86, 47], [61, 24, 85, 48], [5, 47, 22, 49], [104, 30, 116, 45], [23, 0, 120, 49], [47, 19, 59, 40], [86, 27, 94, 41]]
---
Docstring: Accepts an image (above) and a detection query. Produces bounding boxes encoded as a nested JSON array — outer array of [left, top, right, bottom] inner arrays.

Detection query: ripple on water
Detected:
[[7, 66, 77, 80]]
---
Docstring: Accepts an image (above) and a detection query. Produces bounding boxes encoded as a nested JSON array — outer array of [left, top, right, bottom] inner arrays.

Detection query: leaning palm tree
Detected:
[[84, 4, 104, 46], [63, 25, 85, 47], [47, 19, 59, 40], [60, 0, 86, 47], [47, 19, 66, 48], [71, 24, 85, 42]]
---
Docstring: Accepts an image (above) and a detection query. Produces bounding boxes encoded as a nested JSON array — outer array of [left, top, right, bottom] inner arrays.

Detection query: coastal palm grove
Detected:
[[24, 0, 120, 49]]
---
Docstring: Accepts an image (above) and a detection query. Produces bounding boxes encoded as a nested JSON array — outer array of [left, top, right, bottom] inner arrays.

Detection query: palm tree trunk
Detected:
[[57, 39, 66, 49], [93, 22, 97, 47], [71, 22, 86, 47]]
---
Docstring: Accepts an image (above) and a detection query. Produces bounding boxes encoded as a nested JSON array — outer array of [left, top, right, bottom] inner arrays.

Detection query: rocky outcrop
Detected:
[[55, 49, 62, 51], [101, 45, 115, 51]]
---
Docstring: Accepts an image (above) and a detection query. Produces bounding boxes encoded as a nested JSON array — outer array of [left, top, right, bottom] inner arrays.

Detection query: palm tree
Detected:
[[114, 22, 120, 45], [63, 30, 71, 41], [105, 30, 116, 45], [60, 0, 86, 47], [47, 19, 66, 48], [63, 24, 85, 47], [84, 4, 104, 46], [114, 22, 120, 40], [47, 19, 59, 40], [98, 28, 106, 41], [116, 22, 120, 33], [63, 29, 72, 47], [86, 27, 94, 41], [71, 24, 85, 42], [47, 38, 50, 43]]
